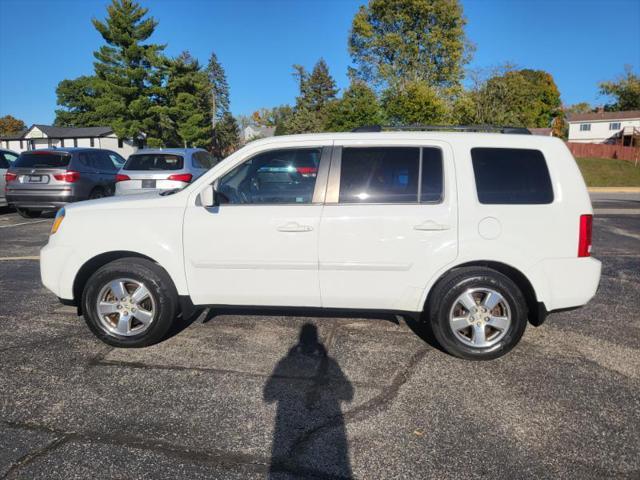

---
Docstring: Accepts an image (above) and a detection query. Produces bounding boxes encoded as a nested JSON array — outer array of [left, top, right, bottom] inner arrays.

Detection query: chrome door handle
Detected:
[[414, 221, 450, 231], [277, 222, 314, 233]]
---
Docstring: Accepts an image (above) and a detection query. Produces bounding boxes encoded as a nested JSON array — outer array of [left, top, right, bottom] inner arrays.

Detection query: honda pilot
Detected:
[[40, 130, 601, 360]]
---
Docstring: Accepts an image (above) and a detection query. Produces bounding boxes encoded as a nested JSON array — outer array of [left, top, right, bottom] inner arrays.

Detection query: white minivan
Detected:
[[40, 130, 601, 360]]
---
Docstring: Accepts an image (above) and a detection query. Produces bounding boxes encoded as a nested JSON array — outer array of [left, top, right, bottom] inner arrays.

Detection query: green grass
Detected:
[[576, 157, 640, 187]]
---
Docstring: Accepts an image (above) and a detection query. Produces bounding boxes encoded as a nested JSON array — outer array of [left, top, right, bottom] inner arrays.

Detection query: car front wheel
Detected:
[[82, 258, 178, 347], [427, 267, 528, 360]]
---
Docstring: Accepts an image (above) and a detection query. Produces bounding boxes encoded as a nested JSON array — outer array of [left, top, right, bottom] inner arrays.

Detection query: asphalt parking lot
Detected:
[[1, 195, 639, 479]]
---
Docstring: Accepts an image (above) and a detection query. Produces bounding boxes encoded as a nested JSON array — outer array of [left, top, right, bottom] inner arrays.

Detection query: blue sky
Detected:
[[0, 0, 638, 126]]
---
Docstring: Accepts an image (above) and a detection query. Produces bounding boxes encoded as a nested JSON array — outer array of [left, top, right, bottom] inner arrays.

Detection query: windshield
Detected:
[[14, 152, 71, 168], [124, 154, 184, 171]]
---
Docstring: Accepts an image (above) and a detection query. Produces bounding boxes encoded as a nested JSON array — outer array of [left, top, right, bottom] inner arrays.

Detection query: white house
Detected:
[[567, 110, 640, 146], [242, 124, 276, 143], [0, 124, 141, 158]]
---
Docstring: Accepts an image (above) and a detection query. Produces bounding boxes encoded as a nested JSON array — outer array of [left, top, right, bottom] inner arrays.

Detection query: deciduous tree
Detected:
[[349, 0, 472, 90], [0, 115, 27, 136], [324, 81, 384, 131], [382, 80, 447, 125], [599, 66, 640, 111]]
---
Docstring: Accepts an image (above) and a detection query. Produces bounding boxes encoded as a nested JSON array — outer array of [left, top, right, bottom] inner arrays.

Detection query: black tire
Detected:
[[82, 258, 178, 348], [89, 188, 105, 200], [427, 267, 527, 360], [16, 208, 42, 218]]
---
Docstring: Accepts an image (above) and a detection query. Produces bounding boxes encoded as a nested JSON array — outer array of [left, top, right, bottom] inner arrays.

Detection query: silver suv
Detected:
[[115, 148, 217, 196], [5, 148, 125, 218]]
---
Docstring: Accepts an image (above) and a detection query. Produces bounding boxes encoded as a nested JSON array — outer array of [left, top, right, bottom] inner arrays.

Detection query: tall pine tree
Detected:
[[206, 52, 230, 128], [164, 52, 212, 148], [55, 0, 166, 145]]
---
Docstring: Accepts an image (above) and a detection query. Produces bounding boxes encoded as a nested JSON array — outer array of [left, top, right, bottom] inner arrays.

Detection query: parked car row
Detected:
[[2, 147, 218, 217]]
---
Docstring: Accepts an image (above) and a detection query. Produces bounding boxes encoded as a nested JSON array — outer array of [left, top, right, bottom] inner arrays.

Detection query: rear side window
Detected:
[[192, 151, 215, 169], [1, 151, 18, 168], [471, 148, 553, 204], [124, 154, 184, 171], [339, 147, 443, 203], [14, 152, 71, 168]]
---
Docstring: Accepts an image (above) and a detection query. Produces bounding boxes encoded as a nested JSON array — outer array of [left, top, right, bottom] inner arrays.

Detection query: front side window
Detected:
[[124, 154, 184, 171], [471, 148, 553, 205], [217, 148, 321, 204], [609, 122, 621, 130], [580, 123, 591, 131]]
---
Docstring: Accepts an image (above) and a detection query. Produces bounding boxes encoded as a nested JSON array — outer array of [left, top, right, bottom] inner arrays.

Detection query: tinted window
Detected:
[[92, 152, 116, 171], [217, 148, 320, 204], [339, 147, 420, 203], [192, 151, 214, 169], [124, 154, 184, 171], [107, 153, 125, 169], [1, 152, 17, 168], [471, 148, 553, 204], [421, 148, 443, 203], [14, 152, 71, 168]]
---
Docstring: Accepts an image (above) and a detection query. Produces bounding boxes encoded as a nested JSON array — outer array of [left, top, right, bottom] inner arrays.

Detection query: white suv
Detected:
[[41, 131, 601, 360]]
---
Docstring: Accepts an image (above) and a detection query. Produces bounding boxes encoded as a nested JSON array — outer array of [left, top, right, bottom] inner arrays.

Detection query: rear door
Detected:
[[7, 151, 73, 197], [319, 140, 458, 311]]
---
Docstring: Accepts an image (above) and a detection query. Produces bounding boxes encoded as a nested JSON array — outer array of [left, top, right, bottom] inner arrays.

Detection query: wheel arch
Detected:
[[72, 251, 162, 313], [424, 260, 545, 327]]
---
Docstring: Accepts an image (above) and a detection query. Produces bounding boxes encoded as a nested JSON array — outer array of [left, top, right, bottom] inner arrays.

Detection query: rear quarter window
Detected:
[[471, 148, 553, 204]]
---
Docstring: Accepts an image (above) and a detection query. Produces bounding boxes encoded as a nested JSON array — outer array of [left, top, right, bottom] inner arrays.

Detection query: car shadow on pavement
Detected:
[[263, 323, 354, 479]]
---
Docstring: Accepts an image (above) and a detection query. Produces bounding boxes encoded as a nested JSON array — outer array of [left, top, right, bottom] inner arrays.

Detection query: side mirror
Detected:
[[199, 185, 216, 207]]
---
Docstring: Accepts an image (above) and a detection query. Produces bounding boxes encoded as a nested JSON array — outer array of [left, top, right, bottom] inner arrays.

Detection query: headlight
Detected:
[[51, 208, 65, 235]]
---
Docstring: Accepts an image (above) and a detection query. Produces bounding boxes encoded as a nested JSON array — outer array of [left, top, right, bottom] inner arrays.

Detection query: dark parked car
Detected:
[[0, 149, 19, 207], [5, 148, 125, 218]]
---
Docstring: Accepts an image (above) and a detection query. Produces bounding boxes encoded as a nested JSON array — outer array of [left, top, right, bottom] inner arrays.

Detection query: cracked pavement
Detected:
[[0, 203, 639, 479]]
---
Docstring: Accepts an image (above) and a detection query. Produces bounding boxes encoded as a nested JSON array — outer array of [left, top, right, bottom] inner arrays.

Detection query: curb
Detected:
[[588, 187, 640, 193]]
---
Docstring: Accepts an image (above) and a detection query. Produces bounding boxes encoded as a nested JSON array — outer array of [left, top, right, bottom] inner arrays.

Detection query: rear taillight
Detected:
[[578, 214, 593, 257], [167, 173, 193, 183], [4, 172, 17, 183], [115, 174, 130, 182], [53, 170, 80, 183], [296, 166, 318, 177]]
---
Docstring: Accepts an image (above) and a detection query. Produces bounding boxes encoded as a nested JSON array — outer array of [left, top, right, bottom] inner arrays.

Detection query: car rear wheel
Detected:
[[16, 208, 42, 219], [82, 258, 178, 347], [89, 188, 106, 200], [427, 267, 527, 360]]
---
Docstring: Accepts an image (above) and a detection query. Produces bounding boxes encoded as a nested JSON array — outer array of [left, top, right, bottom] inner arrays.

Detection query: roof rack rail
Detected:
[[351, 125, 531, 135]]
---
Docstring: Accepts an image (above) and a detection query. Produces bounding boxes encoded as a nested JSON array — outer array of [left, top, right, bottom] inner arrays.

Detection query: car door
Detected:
[[319, 139, 458, 311], [183, 141, 332, 307]]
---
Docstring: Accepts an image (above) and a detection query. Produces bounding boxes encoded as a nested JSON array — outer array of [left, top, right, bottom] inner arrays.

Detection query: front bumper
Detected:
[[40, 242, 76, 300]]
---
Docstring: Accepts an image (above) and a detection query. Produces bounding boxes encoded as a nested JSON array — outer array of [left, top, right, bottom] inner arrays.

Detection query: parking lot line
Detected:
[[594, 208, 640, 215], [0, 220, 49, 229], [0, 256, 40, 261]]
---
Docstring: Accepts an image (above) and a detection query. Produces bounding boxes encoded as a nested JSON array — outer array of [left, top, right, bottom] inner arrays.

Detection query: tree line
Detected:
[[1, 0, 638, 146]]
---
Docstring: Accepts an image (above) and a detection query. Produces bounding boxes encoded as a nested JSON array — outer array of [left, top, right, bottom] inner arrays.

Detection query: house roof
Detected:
[[31, 124, 114, 138], [566, 110, 640, 122], [0, 124, 115, 140]]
